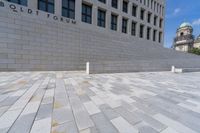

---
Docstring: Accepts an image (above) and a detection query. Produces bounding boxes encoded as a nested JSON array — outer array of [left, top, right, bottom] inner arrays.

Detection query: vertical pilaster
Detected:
[[75, 0, 81, 23], [93, 5, 98, 26], [28, 0, 38, 9], [55, 0, 62, 16], [106, 10, 111, 29]]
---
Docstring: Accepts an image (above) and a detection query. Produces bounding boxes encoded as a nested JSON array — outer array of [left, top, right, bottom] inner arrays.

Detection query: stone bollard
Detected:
[[171, 66, 175, 73], [86, 62, 90, 75]]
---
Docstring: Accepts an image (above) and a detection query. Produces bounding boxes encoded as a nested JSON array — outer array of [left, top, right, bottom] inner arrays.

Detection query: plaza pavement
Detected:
[[0, 71, 200, 133]]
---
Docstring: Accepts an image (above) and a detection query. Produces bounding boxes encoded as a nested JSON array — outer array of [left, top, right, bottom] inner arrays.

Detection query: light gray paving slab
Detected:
[[91, 113, 118, 133], [111, 117, 138, 133]]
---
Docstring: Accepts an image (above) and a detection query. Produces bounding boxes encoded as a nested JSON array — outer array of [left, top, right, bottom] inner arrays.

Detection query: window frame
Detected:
[[98, 9, 106, 28], [82, 3, 92, 24], [62, 0, 75, 19], [111, 14, 118, 31], [38, 0, 55, 13]]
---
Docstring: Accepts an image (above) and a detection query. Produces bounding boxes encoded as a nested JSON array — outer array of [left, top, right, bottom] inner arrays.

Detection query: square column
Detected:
[[92, 5, 98, 26], [75, 0, 81, 23], [55, 0, 62, 16], [28, 0, 38, 9], [106, 10, 111, 29]]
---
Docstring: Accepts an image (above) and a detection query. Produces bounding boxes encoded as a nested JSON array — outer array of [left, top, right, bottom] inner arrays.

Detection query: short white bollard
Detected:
[[171, 66, 175, 73], [86, 62, 90, 75]]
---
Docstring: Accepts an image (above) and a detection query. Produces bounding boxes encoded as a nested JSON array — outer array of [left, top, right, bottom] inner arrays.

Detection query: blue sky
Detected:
[[164, 0, 200, 48]]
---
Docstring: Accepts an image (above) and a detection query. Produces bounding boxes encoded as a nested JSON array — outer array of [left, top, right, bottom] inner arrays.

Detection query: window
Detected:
[[153, 29, 157, 41], [122, 18, 128, 33], [98, 9, 106, 28], [99, 0, 106, 4], [82, 3, 92, 24], [140, 8, 145, 20], [154, 15, 157, 26], [111, 14, 118, 31], [151, 0, 153, 9], [147, 0, 150, 7], [8, 0, 27, 6], [147, 27, 151, 40], [131, 21, 137, 36], [147, 12, 151, 23], [159, 32, 162, 43], [62, 0, 75, 19], [140, 24, 144, 38], [123, 0, 128, 13], [154, 1, 156, 11], [132, 3, 137, 17], [180, 32, 184, 36], [38, 0, 54, 13], [159, 18, 163, 28], [112, 0, 118, 9]]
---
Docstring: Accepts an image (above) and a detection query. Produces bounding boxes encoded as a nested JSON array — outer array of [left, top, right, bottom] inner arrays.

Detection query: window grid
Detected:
[[111, 14, 118, 31], [82, 3, 92, 24], [62, 0, 75, 19]]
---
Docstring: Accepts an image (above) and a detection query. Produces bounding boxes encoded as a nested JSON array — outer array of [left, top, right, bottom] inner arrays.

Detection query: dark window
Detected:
[[147, 0, 150, 7], [112, 0, 118, 9], [131, 21, 137, 36], [147, 12, 151, 23], [82, 3, 92, 24], [38, 0, 54, 13], [140, 8, 145, 20], [99, 0, 106, 3], [122, 18, 128, 33], [132, 4, 137, 17], [140, 24, 144, 38], [62, 0, 75, 19], [123, 1, 128, 13], [98, 9, 106, 27], [154, 15, 157, 26], [8, 0, 27, 6], [111, 14, 118, 31], [159, 18, 163, 28], [153, 29, 157, 41], [159, 32, 162, 43], [151, 0, 153, 9], [180, 32, 184, 36], [147, 27, 151, 40]]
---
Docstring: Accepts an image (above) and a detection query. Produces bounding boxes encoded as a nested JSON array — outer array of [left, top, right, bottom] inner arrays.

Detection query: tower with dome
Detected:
[[173, 22, 200, 52]]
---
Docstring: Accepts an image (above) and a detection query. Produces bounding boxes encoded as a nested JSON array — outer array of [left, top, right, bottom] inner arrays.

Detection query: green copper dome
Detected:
[[179, 22, 192, 28]]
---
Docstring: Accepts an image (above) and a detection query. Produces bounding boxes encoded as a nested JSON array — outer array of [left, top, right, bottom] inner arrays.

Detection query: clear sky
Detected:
[[164, 0, 200, 48]]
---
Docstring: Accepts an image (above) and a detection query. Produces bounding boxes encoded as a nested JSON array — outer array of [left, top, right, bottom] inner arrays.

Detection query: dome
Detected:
[[179, 22, 192, 28]]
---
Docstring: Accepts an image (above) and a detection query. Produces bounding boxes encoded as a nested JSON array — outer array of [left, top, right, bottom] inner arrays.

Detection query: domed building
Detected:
[[173, 22, 195, 52], [194, 35, 200, 49]]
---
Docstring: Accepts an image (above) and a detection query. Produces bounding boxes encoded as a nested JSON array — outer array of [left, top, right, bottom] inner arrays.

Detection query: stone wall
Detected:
[[0, 1, 200, 73]]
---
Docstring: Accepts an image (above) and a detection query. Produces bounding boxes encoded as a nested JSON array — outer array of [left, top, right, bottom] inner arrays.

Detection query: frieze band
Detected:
[[0, 1, 76, 24]]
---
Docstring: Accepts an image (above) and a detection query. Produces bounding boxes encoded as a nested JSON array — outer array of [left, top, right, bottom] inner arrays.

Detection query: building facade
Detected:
[[0, 0, 167, 72], [173, 22, 200, 52]]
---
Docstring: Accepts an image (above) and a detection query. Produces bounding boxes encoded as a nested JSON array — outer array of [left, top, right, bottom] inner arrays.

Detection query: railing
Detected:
[[174, 35, 194, 42]]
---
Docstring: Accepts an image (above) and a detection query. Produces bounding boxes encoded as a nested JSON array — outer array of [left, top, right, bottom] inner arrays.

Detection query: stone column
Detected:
[[28, 0, 38, 9], [92, 5, 97, 26], [106, 10, 111, 29], [55, 0, 62, 16], [118, 15, 122, 33], [75, 0, 81, 23]]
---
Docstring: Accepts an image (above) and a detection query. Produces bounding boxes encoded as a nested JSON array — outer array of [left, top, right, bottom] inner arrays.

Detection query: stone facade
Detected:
[[0, 0, 200, 73], [173, 22, 200, 52]]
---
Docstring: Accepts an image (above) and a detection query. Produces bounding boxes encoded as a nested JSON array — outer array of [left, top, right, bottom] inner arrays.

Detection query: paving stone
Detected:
[[84, 101, 101, 115], [51, 121, 78, 133], [91, 113, 118, 133], [111, 117, 138, 133], [0, 71, 200, 133], [30, 118, 51, 133], [153, 114, 198, 133]]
